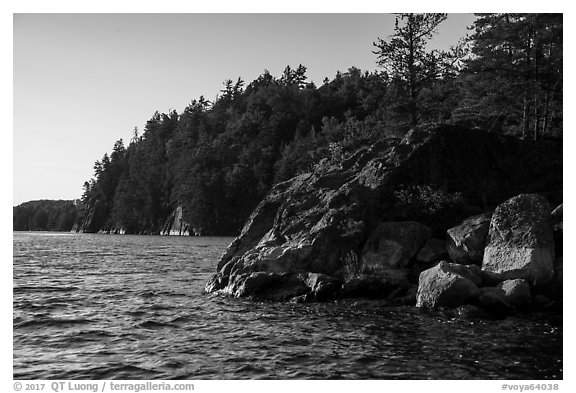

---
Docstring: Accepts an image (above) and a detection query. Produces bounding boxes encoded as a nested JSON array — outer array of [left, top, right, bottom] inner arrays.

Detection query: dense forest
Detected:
[[13, 200, 79, 231], [59, 14, 563, 236]]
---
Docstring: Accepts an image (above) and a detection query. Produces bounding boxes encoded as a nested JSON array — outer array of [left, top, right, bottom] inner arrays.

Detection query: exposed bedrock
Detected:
[[161, 206, 194, 236], [205, 124, 562, 307]]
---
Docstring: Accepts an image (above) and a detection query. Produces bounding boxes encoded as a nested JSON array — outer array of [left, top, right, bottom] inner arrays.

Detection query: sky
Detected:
[[13, 13, 477, 206]]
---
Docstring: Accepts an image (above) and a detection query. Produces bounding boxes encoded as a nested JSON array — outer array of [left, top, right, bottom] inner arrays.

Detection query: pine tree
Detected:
[[373, 13, 447, 126], [458, 13, 562, 139]]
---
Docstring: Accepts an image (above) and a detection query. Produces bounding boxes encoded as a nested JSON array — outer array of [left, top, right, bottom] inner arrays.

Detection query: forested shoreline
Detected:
[[14, 14, 563, 236], [13, 200, 79, 232]]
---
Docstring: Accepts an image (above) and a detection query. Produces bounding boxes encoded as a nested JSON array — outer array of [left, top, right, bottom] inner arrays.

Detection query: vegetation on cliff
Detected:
[[75, 13, 562, 236], [204, 125, 562, 304]]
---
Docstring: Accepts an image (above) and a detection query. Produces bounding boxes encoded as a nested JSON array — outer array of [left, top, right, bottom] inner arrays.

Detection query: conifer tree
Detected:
[[373, 13, 447, 126]]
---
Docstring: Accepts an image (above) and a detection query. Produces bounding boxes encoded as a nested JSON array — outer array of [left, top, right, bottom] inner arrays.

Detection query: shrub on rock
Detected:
[[361, 221, 431, 271]]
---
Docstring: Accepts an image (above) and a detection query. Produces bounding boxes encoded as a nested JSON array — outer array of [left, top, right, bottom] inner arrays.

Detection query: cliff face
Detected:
[[161, 206, 198, 236], [204, 124, 562, 302], [77, 200, 109, 233], [77, 204, 199, 236]]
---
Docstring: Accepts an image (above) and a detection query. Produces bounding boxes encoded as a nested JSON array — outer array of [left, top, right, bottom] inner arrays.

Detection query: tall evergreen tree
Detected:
[[456, 13, 562, 139], [373, 13, 447, 126]]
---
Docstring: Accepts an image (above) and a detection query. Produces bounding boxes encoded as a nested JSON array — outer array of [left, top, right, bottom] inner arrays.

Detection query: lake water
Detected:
[[13, 232, 562, 379]]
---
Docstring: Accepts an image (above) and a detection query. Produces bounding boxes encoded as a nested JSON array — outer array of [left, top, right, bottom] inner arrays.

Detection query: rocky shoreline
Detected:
[[204, 124, 562, 317]]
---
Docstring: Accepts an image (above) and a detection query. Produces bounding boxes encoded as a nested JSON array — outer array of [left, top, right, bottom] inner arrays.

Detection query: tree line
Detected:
[[13, 200, 79, 231], [72, 13, 562, 236]]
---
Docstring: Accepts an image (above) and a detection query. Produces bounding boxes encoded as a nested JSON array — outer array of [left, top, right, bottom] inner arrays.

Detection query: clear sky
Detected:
[[13, 13, 476, 206]]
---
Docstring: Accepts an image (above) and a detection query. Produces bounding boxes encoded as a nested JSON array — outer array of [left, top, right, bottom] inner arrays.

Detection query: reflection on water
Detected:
[[13, 232, 562, 379]]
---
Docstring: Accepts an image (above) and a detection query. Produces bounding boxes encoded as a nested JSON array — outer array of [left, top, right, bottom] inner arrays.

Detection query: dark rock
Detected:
[[340, 269, 412, 299], [416, 261, 481, 308], [410, 239, 448, 283], [448, 263, 483, 287], [204, 272, 228, 293], [340, 267, 412, 299], [551, 204, 563, 256], [533, 294, 557, 310], [478, 292, 516, 316], [415, 238, 448, 264], [538, 256, 563, 301], [551, 203, 563, 229], [238, 272, 275, 294], [446, 213, 491, 265], [397, 284, 418, 306], [482, 194, 555, 287], [303, 273, 342, 301], [480, 279, 531, 307], [498, 279, 532, 306], [361, 221, 431, 271], [551, 256, 563, 299], [478, 269, 503, 287], [341, 276, 390, 298], [409, 263, 430, 285], [228, 272, 309, 301]]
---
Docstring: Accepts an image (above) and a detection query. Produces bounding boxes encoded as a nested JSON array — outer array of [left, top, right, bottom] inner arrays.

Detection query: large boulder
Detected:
[[482, 194, 555, 287], [416, 261, 482, 308], [205, 125, 562, 301], [446, 213, 491, 265]]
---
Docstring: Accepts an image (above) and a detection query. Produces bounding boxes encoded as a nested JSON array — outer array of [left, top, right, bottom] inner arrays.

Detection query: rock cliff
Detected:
[[161, 206, 196, 236], [205, 124, 562, 309]]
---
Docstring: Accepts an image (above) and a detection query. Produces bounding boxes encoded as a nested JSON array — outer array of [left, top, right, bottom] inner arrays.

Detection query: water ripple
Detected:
[[13, 232, 562, 379]]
